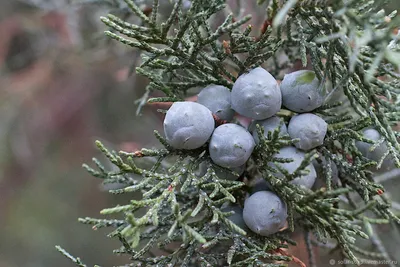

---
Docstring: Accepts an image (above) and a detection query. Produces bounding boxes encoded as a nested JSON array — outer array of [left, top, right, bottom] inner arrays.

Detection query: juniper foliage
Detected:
[[57, 0, 400, 266]]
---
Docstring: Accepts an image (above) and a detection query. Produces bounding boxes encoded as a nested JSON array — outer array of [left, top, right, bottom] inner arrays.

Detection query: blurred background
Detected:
[[0, 1, 399, 267], [0, 1, 165, 266]]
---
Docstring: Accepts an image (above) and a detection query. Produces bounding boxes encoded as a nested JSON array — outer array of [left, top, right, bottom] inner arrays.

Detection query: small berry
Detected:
[[222, 205, 248, 232], [250, 178, 273, 194], [288, 113, 327, 151], [355, 128, 395, 172], [312, 157, 340, 188], [280, 70, 326, 112], [198, 84, 235, 121], [231, 67, 281, 120], [249, 116, 288, 144], [209, 123, 255, 168], [269, 146, 317, 189], [195, 161, 208, 177], [243, 191, 287, 236], [164, 102, 215, 149]]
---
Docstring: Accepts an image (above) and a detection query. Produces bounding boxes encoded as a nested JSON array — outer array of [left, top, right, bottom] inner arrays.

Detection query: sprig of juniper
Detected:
[[75, 137, 296, 266], [276, 0, 400, 167], [56, 0, 400, 266], [100, 0, 283, 114]]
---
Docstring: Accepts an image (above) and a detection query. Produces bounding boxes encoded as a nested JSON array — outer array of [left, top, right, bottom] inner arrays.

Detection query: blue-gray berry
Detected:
[[209, 123, 255, 168], [249, 116, 288, 144], [195, 161, 208, 177], [288, 113, 327, 151], [164, 102, 215, 149], [198, 84, 235, 121], [243, 191, 287, 236], [250, 178, 273, 194], [355, 128, 395, 172], [312, 158, 340, 188], [222, 205, 248, 232], [280, 70, 326, 112], [231, 67, 281, 120], [270, 146, 317, 189]]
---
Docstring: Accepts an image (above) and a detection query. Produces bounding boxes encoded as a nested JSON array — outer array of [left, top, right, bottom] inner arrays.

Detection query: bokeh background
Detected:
[[0, 1, 399, 267]]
